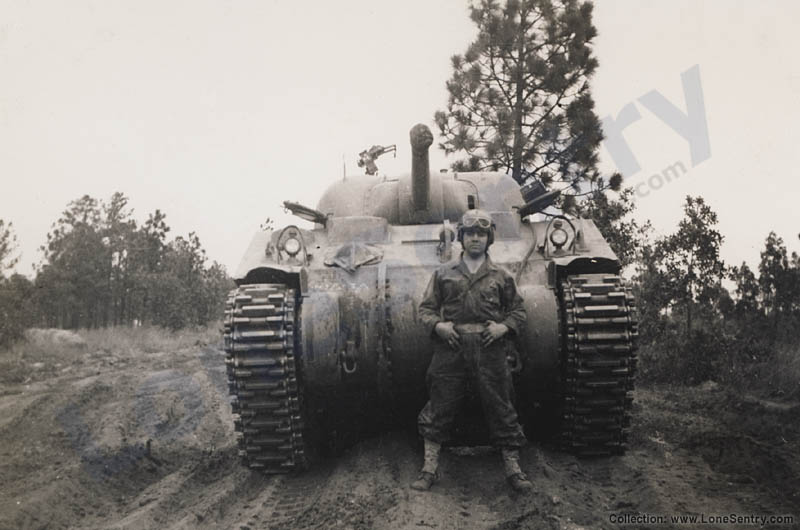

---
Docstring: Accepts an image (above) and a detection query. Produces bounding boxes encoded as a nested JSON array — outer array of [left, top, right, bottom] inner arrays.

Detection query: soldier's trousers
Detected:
[[417, 331, 527, 448]]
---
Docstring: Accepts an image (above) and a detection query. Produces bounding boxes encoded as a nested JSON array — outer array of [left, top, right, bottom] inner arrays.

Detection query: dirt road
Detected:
[[1, 341, 797, 529]]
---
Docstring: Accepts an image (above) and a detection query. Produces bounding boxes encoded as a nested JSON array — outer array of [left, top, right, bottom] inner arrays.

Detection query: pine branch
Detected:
[[486, 45, 516, 108]]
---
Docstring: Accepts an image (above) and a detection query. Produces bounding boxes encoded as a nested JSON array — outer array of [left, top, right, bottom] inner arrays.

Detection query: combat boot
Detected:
[[411, 439, 441, 491], [502, 448, 533, 493]]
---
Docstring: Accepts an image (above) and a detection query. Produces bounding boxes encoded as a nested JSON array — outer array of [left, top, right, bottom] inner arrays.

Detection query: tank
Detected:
[[223, 124, 638, 472]]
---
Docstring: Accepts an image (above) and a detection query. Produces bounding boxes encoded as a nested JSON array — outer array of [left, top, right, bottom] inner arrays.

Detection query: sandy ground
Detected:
[[1, 341, 798, 530]]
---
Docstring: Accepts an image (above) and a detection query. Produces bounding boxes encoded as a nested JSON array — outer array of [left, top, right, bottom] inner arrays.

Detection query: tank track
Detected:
[[559, 274, 638, 456], [223, 283, 306, 472]]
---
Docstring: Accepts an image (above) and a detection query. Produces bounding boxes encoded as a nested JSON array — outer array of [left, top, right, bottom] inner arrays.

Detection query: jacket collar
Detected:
[[452, 252, 497, 281]]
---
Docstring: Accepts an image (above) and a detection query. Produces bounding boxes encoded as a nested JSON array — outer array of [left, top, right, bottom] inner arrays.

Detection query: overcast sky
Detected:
[[2, 0, 798, 276]]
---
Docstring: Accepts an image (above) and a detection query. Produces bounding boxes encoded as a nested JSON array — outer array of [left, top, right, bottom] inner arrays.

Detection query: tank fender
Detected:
[[515, 284, 559, 391], [234, 231, 272, 281], [234, 229, 314, 287], [543, 220, 620, 273], [546, 257, 620, 287]]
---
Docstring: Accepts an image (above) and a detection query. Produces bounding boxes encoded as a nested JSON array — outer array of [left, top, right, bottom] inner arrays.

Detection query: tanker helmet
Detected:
[[457, 209, 495, 247]]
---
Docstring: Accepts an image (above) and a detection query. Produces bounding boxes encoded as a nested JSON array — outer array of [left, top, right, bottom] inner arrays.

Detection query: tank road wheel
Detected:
[[558, 274, 638, 456], [223, 284, 306, 472]]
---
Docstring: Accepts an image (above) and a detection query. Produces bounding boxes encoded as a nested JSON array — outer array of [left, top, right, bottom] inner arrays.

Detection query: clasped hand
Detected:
[[434, 321, 461, 349], [481, 320, 508, 347]]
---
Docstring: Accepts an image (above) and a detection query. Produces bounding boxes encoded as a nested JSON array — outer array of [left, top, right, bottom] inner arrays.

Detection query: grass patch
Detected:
[[737, 343, 800, 400], [79, 323, 223, 356], [0, 323, 223, 387], [638, 334, 800, 401]]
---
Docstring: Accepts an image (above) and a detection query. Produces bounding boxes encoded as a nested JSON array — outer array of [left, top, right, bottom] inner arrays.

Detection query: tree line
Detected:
[[632, 197, 800, 385], [0, 193, 233, 345]]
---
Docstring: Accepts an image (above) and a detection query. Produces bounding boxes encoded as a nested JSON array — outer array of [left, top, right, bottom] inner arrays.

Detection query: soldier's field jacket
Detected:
[[418, 254, 526, 338]]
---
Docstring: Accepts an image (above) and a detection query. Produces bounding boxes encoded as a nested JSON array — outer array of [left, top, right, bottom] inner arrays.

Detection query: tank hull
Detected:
[[225, 217, 636, 470]]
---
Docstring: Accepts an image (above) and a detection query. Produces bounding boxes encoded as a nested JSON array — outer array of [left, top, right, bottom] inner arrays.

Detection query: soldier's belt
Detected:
[[454, 323, 487, 334]]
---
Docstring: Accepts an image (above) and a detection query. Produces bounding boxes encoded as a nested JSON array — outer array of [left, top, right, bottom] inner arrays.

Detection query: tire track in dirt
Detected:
[[2, 344, 798, 529]]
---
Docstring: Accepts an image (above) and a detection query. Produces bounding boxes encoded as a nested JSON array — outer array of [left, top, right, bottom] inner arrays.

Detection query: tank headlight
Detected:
[[550, 228, 569, 249], [283, 237, 301, 256]]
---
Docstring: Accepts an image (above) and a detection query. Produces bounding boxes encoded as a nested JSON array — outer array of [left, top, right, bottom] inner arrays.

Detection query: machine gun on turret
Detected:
[[357, 144, 397, 175]]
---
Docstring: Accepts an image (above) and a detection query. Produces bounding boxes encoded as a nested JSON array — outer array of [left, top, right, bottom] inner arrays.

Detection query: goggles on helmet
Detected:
[[460, 215, 493, 229]]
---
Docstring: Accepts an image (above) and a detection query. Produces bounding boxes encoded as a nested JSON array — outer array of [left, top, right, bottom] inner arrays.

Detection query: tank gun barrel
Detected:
[[409, 124, 433, 211]]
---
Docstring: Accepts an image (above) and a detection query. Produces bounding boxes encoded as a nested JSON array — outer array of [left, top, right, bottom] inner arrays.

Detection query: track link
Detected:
[[223, 284, 306, 472], [559, 274, 638, 456]]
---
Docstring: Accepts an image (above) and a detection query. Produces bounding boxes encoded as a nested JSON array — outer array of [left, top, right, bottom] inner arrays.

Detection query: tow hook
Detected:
[[340, 339, 358, 374]]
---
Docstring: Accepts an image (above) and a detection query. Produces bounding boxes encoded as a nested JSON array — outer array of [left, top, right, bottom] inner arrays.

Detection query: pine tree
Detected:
[[37, 196, 107, 328], [0, 221, 31, 345], [653, 196, 726, 336], [127, 209, 170, 325], [434, 0, 606, 192], [757, 232, 800, 335], [0, 219, 20, 278], [102, 192, 137, 326], [731, 262, 760, 317], [0, 274, 35, 346]]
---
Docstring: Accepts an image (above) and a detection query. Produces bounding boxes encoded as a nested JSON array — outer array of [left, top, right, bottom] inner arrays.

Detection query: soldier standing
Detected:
[[412, 209, 533, 493]]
